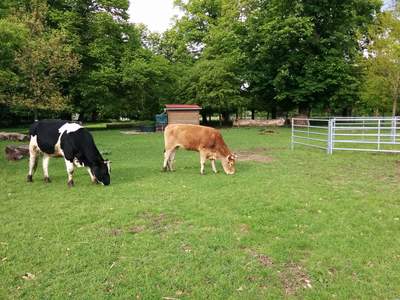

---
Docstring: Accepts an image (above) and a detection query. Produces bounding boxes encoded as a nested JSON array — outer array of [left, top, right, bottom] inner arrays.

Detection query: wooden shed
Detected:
[[165, 104, 202, 125]]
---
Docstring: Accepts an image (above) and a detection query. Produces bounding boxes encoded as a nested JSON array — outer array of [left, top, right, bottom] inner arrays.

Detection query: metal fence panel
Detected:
[[291, 117, 400, 154]]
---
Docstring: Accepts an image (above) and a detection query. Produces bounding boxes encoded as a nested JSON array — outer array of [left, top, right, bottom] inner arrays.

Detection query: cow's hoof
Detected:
[[44, 177, 51, 183], [67, 180, 74, 187], [27, 175, 33, 182], [162, 167, 167, 172]]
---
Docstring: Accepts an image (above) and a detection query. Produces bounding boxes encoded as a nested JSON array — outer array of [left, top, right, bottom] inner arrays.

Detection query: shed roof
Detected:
[[165, 104, 202, 111]]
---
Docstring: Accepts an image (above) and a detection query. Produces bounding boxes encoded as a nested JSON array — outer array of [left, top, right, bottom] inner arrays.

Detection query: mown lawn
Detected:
[[1, 127, 400, 299]]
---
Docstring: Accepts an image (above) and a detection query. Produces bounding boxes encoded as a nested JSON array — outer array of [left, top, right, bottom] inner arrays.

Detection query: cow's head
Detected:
[[221, 153, 237, 175], [91, 160, 111, 185]]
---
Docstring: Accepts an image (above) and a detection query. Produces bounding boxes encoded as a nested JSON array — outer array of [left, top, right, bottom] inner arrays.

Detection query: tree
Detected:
[[44, 0, 136, 120], [164, 0, 248, 121], [121, 45, 179, 120], [361, 4, 400, 116], [244, 0, 381, 116], [0, 18, 28, 104], [1, 1, 79, 120]]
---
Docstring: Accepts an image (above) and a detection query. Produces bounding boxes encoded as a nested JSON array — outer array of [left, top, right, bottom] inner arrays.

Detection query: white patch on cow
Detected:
[[29, 135, 39, 152], [53, 136, 64, 157], [58, 123, 82, 134], [73, 158, 84, 167], [28, 135, 40, 177], [53, 123, 81, 157], [105, 160, 111, 173]]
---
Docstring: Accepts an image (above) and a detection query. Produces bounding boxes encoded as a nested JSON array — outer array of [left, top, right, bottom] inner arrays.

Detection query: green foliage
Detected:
[[121, 47, 178, 119], [0, 0, 395, 122], [244, 0, 381, 115], [163, 0, 381, 117], [0, 18, 28, 104], [0, 2, 80, 118], [169, 0, 248, 116], [361, 5, 400, 115]]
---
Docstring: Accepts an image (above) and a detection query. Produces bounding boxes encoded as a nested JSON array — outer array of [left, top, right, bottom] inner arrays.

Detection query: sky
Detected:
[[128, 0, 395, 33], [128, 0, 182, 33]]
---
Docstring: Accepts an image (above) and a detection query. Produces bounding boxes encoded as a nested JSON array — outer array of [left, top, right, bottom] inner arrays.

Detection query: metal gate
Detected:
[[291, 117, 400, 154]]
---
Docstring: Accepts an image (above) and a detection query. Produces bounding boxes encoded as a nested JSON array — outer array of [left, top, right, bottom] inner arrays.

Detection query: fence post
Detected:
[[392, 117, 397, 144], [327, 119, 332, 154], [377, 119, 381, 150], [291, 118, 294, 150]]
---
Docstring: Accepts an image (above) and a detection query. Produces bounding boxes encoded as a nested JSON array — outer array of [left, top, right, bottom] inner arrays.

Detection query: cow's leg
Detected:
[[64, 159, 75, 187], [163, 149, 174, 171], [27, 147, 39, 182], [211, 159, 218, 174], [87, 167, 97, 184], [168, 148, 177, 171], [200, 152, 207, 175], [42, 154, 51, 183]]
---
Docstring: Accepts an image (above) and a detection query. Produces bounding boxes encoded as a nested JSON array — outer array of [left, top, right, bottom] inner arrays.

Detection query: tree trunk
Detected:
[[201, 111, 207, 124], [222, 111, 230, 125], [392, 97, 398, 117], [298, 102, 311, 117], [5, 144, 29, 160], [91, 111, 98, 122], [251, 109, 255, 120], [79, 111, 85, 122], [271, 106, 277, 119], [341, 107, 352, 117]]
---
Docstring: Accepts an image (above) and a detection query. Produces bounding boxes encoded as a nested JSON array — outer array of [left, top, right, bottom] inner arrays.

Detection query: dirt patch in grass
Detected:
[[278, 262, 312, 295], [110, 229, 123, 236], [258, 255, 274, 267], [135, 212, 182, 233], [239, 223, 250, 234], [128, 226, 145, 234], [235, 147, 273, 163], [259, 129, 278, 135], [395, 160, 400, 178], [106, 213, 181, 237], [120, 130, 151, 135], [248, 253, 274, 269], [247, 249, 274, 268]]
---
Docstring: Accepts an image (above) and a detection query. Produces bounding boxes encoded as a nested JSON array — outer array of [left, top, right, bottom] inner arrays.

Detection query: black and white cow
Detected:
[[27, 120, 110, 187]]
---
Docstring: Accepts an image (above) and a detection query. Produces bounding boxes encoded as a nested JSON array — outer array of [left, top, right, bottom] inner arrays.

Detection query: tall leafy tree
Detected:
[[166, 0, 248, 121], [44, 0, 136, 120], [121, 32, 179, 120], [1, 1, 79, 120], [244, 0, 381, 116], [361, 4, 400, 115]]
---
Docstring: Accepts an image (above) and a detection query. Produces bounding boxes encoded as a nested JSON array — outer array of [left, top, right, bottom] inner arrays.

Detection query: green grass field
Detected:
[[1, 127, 400, 299]]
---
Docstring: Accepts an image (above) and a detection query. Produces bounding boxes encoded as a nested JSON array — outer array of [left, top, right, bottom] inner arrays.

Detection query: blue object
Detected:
[[156, 113, 167, 124]]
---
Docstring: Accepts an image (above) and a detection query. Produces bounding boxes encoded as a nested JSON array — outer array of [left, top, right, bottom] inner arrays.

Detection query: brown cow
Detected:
[[163, 124, 236, 175]]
